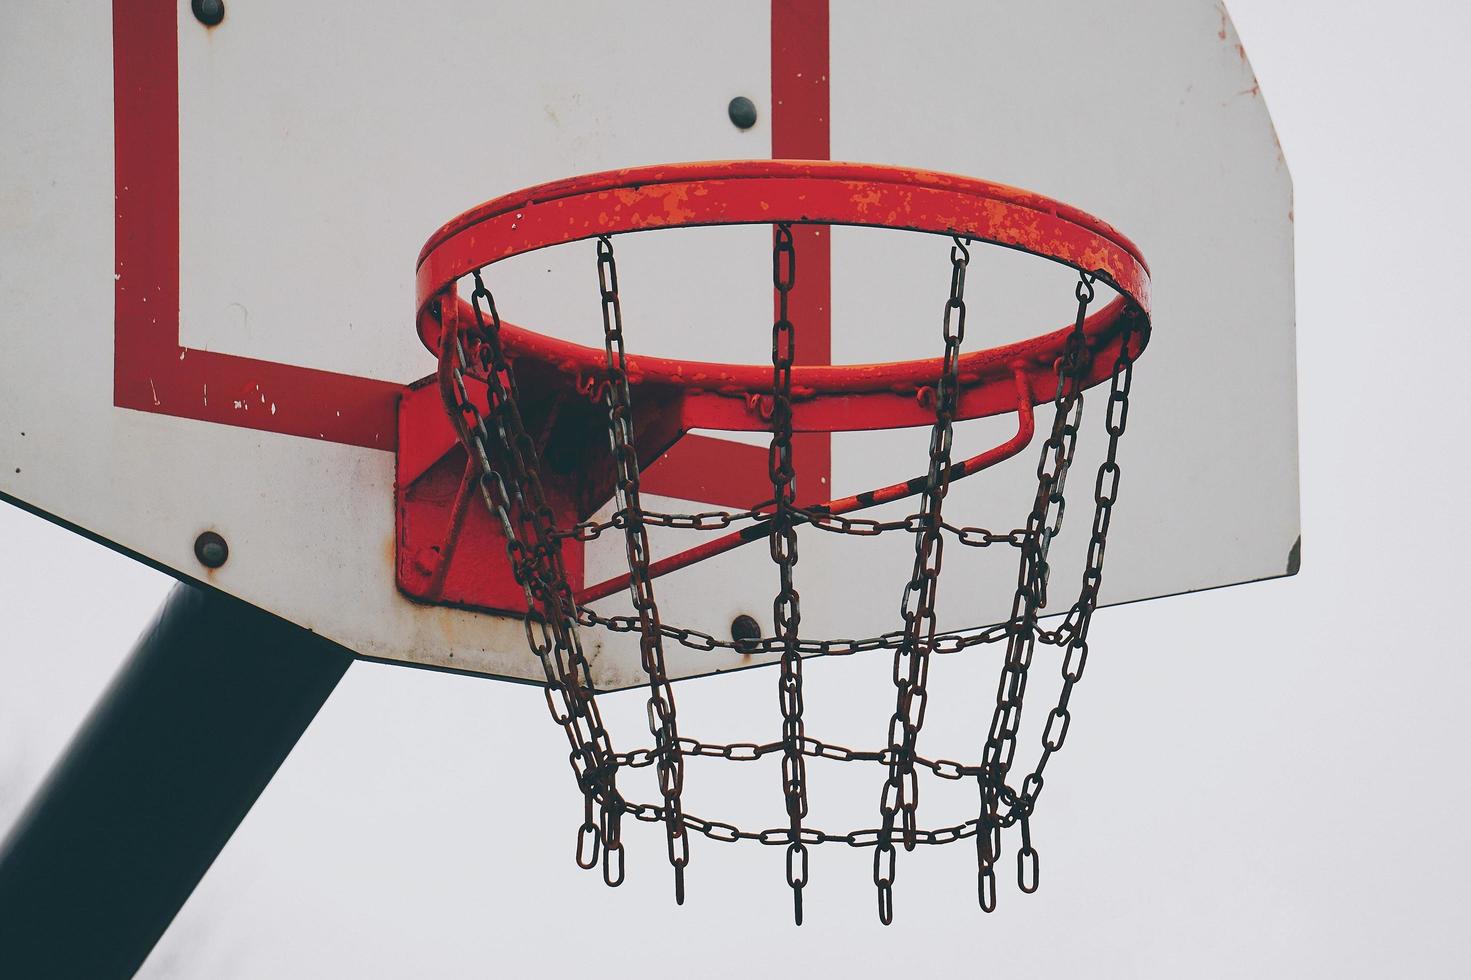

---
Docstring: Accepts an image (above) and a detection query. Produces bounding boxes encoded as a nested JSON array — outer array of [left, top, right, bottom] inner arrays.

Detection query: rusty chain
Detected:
[[973, 273, 1140, 906], [554, 503, 1023, 550], [873, 236, 971, 923], [440, 228, 1139, 923], [550, 505, 771, 542], [450, 274, 627, 887], [974, 275, 1095, 905], [595, 237, 689, 903], [768, 223, 810, 924], [575, 606, 1031, 657], [998, 294, 1137, 892]]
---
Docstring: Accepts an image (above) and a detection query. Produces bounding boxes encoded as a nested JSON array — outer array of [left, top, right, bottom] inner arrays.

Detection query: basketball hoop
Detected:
[[411, 160, 1150, 923]]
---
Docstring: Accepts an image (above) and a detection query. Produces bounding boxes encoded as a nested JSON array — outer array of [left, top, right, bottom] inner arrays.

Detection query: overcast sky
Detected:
[[4, 1, 1471, 976]]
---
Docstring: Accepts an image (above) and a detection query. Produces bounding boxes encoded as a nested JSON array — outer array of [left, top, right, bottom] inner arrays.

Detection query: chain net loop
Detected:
[[438, 226, 1140, 924]]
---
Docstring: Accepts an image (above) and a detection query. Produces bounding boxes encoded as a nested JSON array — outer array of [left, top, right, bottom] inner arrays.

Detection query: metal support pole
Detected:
[[0, 581, 353, 978]]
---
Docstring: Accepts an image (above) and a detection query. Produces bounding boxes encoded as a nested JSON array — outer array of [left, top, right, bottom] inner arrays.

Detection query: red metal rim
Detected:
[[415, 160, 1151, 410]]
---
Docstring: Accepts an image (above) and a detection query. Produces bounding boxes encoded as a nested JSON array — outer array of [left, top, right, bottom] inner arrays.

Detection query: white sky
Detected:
[[4, 1, 1471, 976]]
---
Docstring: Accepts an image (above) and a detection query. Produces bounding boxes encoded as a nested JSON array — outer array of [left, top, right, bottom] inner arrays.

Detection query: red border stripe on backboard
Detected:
[[110, 0, 827, 508], [769, 0, 831, 503], [639, 0, 833, 507], [112, 0, 400, 451]]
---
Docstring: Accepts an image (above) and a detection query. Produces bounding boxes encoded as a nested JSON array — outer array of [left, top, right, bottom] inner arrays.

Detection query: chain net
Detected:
[[438, 224, 1139, 924]]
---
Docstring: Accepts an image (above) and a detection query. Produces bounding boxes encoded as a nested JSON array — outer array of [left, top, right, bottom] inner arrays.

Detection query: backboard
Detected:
[[0, 0, 1297, 689]]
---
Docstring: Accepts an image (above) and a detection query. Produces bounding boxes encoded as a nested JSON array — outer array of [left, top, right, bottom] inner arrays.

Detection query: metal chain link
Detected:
[[557, 504, 1023, 552], [998, 304, 1138, 897], [576, 606, 1020, 657], [974, 271, 1131, 911], [439, 231, 1141, 924], [612, 735, 985, 779], [768, 224, 810, 924], [622, 798, 992, 850], [873, 237, 971, 924], [595, 237, 689, 903], [551, 504, 771, 543], [447, 275, 627, 887]]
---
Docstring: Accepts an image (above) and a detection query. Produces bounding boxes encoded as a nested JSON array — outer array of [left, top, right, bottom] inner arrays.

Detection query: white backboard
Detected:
[[0, 0, 1297, 687]]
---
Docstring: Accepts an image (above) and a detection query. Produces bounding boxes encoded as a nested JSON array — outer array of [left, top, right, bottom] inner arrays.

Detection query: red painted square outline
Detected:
[[112, 0, 829, 506]]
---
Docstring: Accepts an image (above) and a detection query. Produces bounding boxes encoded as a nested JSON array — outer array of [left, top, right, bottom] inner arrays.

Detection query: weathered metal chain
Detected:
[[447, 275, 626, 887], [976, 271, 1104, 909], [576, 606, 1022, 657], [551, 505, 770, 542], [623, 798, 993, 849], [998, 305, 1138, 896], [613, 735, 986, 776], [595, 237, 689, 903], [443, 232, 1139, 924], [768, 223, 810, 924], [873, 237, 971, 924], [555, 504, 1021, 547]]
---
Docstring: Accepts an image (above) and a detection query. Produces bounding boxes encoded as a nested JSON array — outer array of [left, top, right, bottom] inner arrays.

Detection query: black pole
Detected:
[[0, 581, 353, 978]]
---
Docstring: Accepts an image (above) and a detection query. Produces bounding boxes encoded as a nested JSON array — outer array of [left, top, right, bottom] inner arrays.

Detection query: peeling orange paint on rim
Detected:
[[415, 161, 1151, 426]]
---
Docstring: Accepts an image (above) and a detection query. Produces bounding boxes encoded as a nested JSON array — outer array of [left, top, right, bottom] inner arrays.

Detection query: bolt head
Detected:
[[730, 614, 762, 652], [194, 531, 229, 569], [727, 96, 758, 130], [191, 0, 225, 27]]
